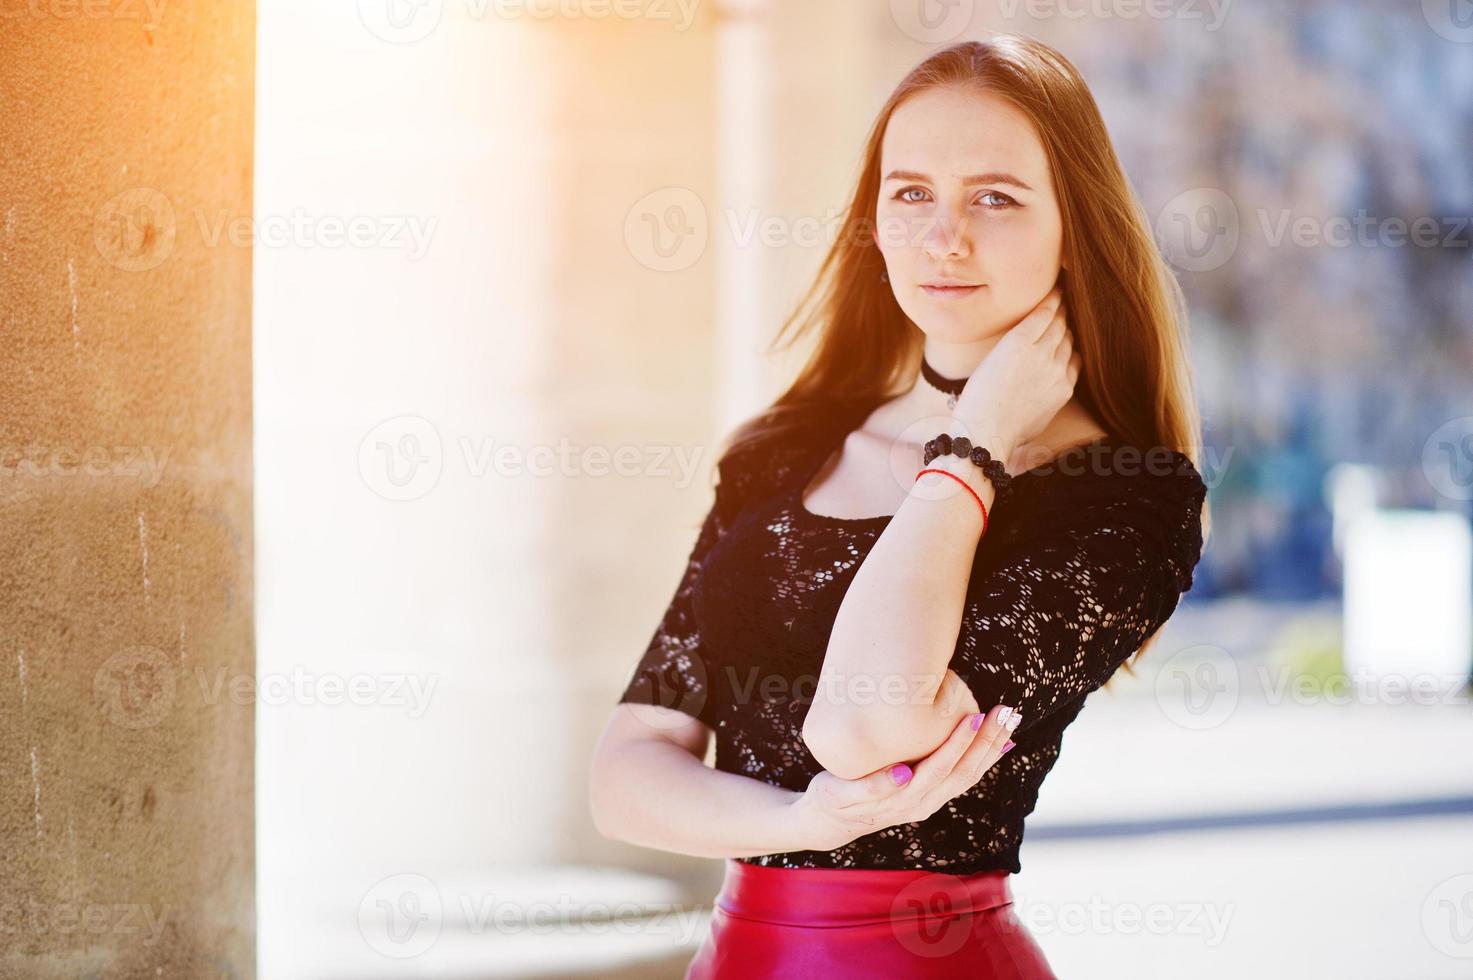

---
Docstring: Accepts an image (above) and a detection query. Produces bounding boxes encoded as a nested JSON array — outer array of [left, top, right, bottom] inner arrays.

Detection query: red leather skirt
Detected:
[[685, 859, 1057, 979]]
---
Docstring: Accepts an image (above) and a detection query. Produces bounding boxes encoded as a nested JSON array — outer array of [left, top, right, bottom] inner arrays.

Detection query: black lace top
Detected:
[[616, 397, 1208, 875]]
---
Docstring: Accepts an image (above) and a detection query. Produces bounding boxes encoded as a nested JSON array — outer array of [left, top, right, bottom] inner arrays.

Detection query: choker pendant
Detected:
[[919, 357, 967, 411]]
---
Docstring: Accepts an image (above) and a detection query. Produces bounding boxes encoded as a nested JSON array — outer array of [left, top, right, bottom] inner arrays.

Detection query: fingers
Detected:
[[833, 708, 980, 810], [907, 709, 988, 792], [954, 704, 1022, 781], [1023, 286, 1065, 342], [1045, 316, 1070, 358]]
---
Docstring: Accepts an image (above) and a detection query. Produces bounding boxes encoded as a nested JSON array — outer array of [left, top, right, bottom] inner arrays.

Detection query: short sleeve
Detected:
[[948, 457, 1208, 739], [615, 462, 745, 730]]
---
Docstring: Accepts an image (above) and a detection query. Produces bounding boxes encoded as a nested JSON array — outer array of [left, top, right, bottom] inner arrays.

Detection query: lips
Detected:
[[920, 283, 982, 298]]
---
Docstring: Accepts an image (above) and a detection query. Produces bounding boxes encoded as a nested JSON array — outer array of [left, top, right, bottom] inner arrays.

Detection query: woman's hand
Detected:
[[789, 704, 1023, 853], [951, 284, 1080, 463]]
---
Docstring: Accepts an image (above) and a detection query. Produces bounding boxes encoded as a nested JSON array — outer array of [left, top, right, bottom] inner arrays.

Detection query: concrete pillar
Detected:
[[0, 4, 257, 978]]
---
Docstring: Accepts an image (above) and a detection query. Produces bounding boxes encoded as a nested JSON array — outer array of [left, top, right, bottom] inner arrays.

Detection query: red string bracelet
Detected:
[[915, 467, 989, 537]]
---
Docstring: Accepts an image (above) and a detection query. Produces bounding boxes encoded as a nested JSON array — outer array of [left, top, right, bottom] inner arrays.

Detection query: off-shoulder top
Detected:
[[616, 397, 1208, 874]]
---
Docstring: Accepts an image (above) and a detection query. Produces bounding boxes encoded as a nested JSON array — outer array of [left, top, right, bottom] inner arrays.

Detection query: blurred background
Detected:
[[3, 0, 1471, 978]]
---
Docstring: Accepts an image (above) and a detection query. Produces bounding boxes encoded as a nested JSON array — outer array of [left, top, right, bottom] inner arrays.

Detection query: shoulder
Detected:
[[712, 400, 860, 519], [1020, 441, 1208, 592]]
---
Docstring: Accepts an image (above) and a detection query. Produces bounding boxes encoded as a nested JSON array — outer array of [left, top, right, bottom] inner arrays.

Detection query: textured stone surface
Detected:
[[0, 5, 256, 977]]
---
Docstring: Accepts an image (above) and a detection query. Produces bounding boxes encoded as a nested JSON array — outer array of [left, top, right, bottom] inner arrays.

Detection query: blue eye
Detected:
[[892, 187, 1018, 209]]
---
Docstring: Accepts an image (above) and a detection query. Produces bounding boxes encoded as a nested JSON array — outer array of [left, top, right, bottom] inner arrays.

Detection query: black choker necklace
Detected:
[[920, 357, 968, 409]]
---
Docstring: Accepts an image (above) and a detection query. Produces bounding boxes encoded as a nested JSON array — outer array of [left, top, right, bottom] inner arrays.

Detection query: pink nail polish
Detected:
[[890, 763, 913, 786], [1001, 740, 1016, 754], [970, 712, 983, 731]]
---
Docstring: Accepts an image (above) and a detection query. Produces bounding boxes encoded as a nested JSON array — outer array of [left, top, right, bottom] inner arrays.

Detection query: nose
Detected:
[[920, 208, 971, 261]]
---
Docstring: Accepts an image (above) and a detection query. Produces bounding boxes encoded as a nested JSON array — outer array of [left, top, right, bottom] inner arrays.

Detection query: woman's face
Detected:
[[874, 85, 1064, 345]]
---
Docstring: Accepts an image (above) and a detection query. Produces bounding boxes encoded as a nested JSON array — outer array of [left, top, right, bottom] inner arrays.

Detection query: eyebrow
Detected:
[[882, 169, 1034, 192]]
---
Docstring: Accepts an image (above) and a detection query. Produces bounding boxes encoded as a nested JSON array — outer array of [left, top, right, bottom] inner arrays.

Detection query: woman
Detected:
[[590, 34, 1210, 978]]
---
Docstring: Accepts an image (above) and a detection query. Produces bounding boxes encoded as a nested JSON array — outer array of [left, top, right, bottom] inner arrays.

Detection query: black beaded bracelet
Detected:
[[922, 433, 1014, 500]]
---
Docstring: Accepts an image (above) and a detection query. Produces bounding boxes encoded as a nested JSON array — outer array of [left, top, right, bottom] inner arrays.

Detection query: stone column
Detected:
[[0, 4, 257, 978]]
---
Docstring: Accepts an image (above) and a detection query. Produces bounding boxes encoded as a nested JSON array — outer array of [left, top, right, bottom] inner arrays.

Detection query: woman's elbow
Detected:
[[801, 709, 890, 780]]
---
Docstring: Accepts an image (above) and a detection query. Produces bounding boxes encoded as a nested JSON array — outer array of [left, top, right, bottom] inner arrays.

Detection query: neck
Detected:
[[898, 334, 1008, 417]]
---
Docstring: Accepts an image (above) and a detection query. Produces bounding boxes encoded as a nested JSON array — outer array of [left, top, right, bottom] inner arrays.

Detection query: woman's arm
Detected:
[[806, 453, 1208, 780], [590, 701, 1021, 859], [589, 704, 809, 858], [804, 286, 1081, 779], [801, 449, 1008, 779]]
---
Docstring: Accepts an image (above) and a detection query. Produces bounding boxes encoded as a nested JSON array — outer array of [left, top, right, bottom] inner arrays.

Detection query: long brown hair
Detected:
[[714, 33, 1210, 669]]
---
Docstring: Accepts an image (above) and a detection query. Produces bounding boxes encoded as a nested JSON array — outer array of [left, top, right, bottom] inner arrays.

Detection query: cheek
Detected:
[[983, 216, 1063, 282], [873, 205, 921, 257], [981, 214, 1058, 257]]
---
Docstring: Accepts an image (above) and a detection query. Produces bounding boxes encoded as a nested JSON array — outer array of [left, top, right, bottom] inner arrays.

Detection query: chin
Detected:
[[908, 307, 994, 343]]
